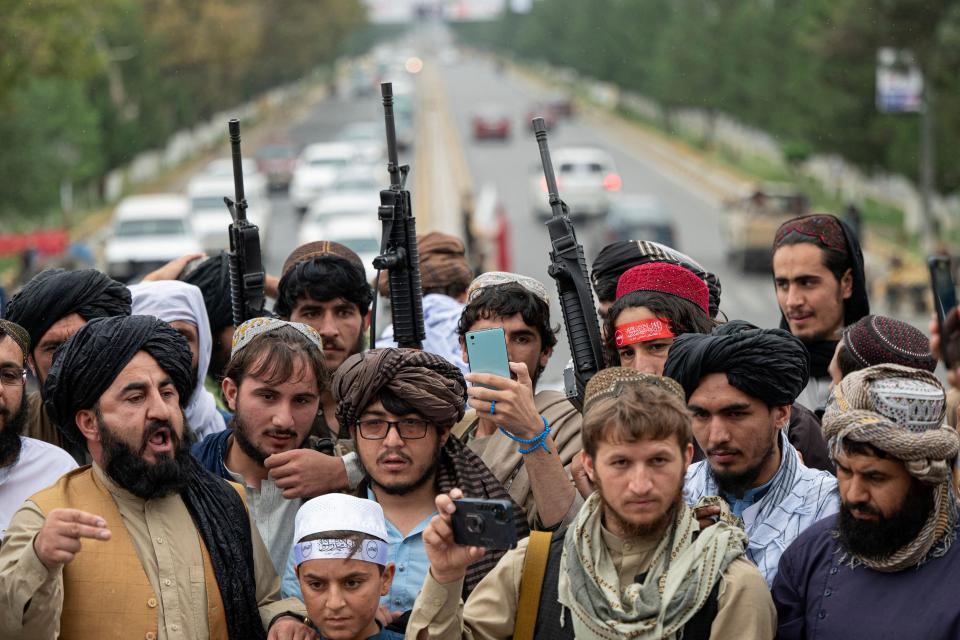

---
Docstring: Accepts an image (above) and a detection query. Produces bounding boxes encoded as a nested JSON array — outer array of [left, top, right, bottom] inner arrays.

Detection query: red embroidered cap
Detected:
[[615, 262, 710, 315]]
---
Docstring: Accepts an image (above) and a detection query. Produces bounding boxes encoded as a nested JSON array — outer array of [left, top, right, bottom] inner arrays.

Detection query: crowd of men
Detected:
[[0, 209, 957, 639]]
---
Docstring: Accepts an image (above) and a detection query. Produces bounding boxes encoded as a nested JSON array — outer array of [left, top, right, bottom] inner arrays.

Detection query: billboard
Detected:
[[876, 48, 923, 113]]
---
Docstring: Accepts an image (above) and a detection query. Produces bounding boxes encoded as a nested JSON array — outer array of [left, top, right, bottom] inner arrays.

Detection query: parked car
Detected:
[[329, 164, 382, 197], [472, 106, 511, 140], [529, 147, 621, 219], [255, 141, 298, 191], [304, 216, 381, 281], [289, 142, 360, 213], [603, 195, 676, 247], [105, 195, 201, 282], [298, 193, 381, 248], [186, 174, 271, 254], [723, 184, 809, 271]]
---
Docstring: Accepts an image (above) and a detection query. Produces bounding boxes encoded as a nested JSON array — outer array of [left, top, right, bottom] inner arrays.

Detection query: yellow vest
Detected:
[[31, 466, 231, 640]]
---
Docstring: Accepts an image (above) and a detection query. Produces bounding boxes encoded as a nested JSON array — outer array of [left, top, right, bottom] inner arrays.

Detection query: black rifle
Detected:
[[372, 82, 425, 349], [224, 119, 267, 326], [532, 117, 605, 409]]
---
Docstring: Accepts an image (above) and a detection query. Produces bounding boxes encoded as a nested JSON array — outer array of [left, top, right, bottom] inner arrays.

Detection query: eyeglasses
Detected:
[[0, 367, 27, 387], [356, 418, 431, 440]]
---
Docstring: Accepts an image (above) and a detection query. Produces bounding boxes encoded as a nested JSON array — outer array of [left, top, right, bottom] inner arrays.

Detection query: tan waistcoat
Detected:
[[31, 467, 230, 640]]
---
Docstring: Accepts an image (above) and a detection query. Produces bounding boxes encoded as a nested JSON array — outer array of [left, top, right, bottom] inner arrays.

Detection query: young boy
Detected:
[[294, 494, 401, 640]]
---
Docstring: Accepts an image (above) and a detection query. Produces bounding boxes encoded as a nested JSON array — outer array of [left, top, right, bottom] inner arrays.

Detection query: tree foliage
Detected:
[[456, 0, 960, 192], [0, 0, 367, 221]]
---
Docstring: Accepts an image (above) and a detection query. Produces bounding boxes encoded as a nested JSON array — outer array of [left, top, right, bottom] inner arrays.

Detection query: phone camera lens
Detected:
[[466, 514, 484, 534]]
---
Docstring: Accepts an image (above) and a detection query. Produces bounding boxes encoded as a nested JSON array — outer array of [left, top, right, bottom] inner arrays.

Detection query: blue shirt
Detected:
[[722, 475, 774, 519], [281, 489, 436, 615], [317, 621, 402, 640]]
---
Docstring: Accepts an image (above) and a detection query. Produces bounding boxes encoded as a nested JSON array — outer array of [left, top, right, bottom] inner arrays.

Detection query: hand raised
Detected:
[[33, 509, 111, 570], [422, 488, 486, 585]]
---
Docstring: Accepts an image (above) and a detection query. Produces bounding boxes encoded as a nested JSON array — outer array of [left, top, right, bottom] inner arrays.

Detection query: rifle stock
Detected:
[[532, 117, 605, 409], [224, 118, 267, 326]]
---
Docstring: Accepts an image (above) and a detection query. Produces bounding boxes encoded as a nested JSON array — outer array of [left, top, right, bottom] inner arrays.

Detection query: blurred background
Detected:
[[1, 0, 956, 385]]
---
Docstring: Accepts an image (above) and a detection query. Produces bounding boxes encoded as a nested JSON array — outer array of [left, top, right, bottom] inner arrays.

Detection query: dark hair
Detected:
[[582, 383, 692, 457], [594, 276, 620, 305], [457, 283, 558, 351], [775, 234, 850, 282], [296, 529, 387, 574], [836, 341, 862, 379], [223, 326, 329, 391], [379, 387, 417, 418], [840, 437, 890, 460], [604, 291, 716, 365], [276, 256, 374, 318]]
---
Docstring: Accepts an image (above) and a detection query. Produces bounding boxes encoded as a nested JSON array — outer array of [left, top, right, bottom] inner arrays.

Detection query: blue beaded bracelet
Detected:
[[499, 416, 551, 455]]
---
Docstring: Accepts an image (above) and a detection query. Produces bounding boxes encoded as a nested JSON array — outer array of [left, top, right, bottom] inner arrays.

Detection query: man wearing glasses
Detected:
[[281, 348, 527, 635], [0, 319, 76, 540]]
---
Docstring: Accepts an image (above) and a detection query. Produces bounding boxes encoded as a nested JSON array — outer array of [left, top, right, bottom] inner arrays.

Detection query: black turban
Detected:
[[180, 253, 234, 333], [663, 320, 810, 407], [43, 315, 194, 448], [591, 240, 722, 318], [4, 268, 131, 349], [334, 348, 467, 431]]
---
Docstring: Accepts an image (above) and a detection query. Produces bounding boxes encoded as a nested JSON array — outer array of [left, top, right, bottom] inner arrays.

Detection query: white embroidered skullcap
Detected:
[[231, 317, 323, 358], [466, 271, 549, 304], [293, 494, 390, 566]]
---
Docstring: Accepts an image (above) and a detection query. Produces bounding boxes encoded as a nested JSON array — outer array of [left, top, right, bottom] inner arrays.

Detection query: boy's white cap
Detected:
[[293, 494, 390, 566]]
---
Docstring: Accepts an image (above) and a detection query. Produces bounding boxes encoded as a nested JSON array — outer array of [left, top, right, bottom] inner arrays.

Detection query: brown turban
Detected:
[[282, 240, 366, 279], [333, 348, 467, 430], [377, 232, 473, 296]]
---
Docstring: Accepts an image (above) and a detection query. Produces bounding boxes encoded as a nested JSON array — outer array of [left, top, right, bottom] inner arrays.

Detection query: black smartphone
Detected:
[[451, 498, 517, 550], [929, 256, 958, 368]]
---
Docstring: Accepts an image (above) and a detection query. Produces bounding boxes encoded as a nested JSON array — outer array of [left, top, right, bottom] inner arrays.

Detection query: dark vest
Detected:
[[534, 531, 719, 640]]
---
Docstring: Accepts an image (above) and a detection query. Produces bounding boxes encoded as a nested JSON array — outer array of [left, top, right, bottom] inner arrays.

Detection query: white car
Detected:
[[336, 122, 385, 163], [529, 147, 621, 219], [303, 216, 381, 281], [186, 174, 271, 254], [105, 194, 201, 282], [298, 193, 380, 248], [329, 164, 382, 197], [289, 142, 361, 212]]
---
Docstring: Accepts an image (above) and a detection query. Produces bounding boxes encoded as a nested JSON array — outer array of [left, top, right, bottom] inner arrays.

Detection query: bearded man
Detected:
[[192, 317, 328, 575], [773, 364, 960, 639], [281, 348, 528, 634], [0, 319, 76, 539], [4, 268, 131, 461], [0, 315, 311, 639], [407, 367, 775, 639], [665, 321, 839, 584]]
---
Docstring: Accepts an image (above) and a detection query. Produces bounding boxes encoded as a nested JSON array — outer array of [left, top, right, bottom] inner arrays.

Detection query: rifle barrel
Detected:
[[381, 83, 400, 189], [228, 119, 247, 220], [532, 117, 562, 213]]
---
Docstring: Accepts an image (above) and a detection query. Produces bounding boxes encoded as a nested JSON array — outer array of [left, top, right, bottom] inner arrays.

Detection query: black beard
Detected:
[[98, 413, 191, 500], [230, 412, 308, 467], [712, 433, 778, 499], [0, 394, 28, 467], [835, 480, 935, 560], [363, 439, 441, 497]]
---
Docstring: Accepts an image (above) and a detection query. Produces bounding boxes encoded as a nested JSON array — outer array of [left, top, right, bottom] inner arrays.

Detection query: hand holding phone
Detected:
[[465, 328, 511, 388], [451, 498, 517, 550], [929, 256, 958, 369]]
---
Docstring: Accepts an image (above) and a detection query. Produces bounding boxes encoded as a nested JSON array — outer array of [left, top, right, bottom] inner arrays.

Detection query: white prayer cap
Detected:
[[293, 494, 390, 566]]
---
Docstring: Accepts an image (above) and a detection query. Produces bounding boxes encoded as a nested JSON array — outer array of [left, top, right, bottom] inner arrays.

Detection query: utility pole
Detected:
[[919, 82, 936, 252]]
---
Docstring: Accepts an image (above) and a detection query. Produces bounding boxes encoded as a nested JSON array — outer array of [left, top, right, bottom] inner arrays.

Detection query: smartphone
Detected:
[[451, 498, 517, 550], [465, 328, 511, 386], [929, 256, 958, 368]]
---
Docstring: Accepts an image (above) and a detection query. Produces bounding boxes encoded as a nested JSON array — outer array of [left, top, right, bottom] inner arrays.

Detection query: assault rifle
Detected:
[[224, 119, 267, 326], [532, 117, 605, 409], [371, 82, 425, 349]]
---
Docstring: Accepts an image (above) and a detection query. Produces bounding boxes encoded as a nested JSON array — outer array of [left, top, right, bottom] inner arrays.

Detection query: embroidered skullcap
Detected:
[[583, 366, 685, 412], [4, 268, 131, 348], [43, 315, 194, 448], [591, 240, 722, 317], [774, 214, 848, 255], [615, 262, 709, 315], [0, 319, 30, 359], [232, 317, 323, 357], [842, 315, 936, 373], [466, 271, 548, 304], [281, 241, 365, 279], [294, 494, 389, 566]]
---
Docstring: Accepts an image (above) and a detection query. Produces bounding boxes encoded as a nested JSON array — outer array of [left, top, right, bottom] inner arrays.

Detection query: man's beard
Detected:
[[596, 469, 684, 538], [362, 439, 440, 496], [98, 412, 191, 500], [711, 431, 778, 499], [0, 394, 28, 468], [835, 480, 935, 560], [230, 406, 309, 467]]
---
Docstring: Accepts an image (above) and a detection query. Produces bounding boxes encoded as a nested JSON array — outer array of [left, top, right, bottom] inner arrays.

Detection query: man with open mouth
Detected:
[[0, 315, 311, 639]]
